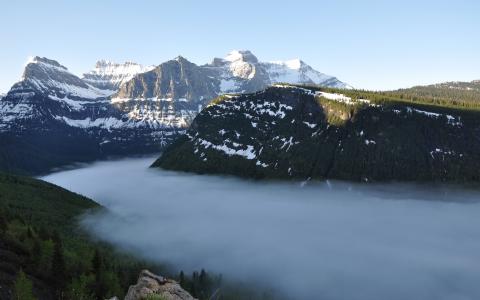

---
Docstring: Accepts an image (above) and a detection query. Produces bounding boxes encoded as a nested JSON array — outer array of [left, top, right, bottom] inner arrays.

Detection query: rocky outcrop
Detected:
[[124, 270, 196, 300]]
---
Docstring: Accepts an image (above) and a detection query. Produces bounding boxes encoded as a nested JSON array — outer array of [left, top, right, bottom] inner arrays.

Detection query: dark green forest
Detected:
[[156, 84, 480, 182]]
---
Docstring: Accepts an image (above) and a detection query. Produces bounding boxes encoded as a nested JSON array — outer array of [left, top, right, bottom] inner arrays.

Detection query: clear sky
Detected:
[[1, 0, 479, 92]]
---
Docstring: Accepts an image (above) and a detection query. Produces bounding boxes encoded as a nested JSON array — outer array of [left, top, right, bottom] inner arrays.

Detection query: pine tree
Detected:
[[92, 249, 106, 300], [13, 270, 37, 300], [27, 227, 34, 239], [199, 269, 207, 287], [51, 233, 66, 295], [31, 238, 42, 267], [0, 213, 7, 234], [179, 270, 185, 288]]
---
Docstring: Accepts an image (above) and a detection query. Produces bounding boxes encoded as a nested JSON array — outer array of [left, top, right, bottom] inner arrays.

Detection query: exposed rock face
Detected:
[[116, 56, 218, 101], [154, 85, 480, 182], [124, 270, 196, 300]]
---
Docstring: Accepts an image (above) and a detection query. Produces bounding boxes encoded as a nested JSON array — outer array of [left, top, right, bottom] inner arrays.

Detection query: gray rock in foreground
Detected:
[[124, 270, 196, 300]]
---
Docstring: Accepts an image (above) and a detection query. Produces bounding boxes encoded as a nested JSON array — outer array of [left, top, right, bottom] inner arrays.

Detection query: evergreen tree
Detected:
[[66, 274, 95, 300], [38, 226, 50, 240], [92, 249, 106, 300], [179, 270, 185, 288], [51, 233, 66, 295], [31, 238, 42, 269], [13, 270, 37, 300], [26, 226, 34, 239], [0, 213, 7, 234]]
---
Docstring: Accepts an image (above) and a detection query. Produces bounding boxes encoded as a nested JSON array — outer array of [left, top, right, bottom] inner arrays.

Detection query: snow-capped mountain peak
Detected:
[[24, 56, 68, 73], [225, 50, 259, 63], [265, 58, 351, 89], [272, 58, 304, 70], [219, 50, 258, 80], [206, 50, 351, 91], [82, 60, 154, 92], [13, 56, 109, 99]]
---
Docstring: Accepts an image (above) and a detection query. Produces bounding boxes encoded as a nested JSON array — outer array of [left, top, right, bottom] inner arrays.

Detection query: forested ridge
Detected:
[[155, 84, 480, 182]]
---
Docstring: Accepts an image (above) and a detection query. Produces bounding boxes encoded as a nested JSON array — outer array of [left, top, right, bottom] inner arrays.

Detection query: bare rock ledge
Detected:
[[123, 270, 196, 300]]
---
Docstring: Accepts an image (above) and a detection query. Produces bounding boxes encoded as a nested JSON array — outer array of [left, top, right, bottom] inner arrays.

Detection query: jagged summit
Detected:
[[12, 56, 109, 99], [174, 55, 190, 62], [83, 60, 154, 92], [26, 56, 67, 70], [224, 50, 259, 63], [270, 58, 304, 70], [93, 60, 144, 69]]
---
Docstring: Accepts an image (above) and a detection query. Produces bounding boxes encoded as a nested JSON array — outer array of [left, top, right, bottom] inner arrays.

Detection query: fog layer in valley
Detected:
[[43, 157, 480, 300]]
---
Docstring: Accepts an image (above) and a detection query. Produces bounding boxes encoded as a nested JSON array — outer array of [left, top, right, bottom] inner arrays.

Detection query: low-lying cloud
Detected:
[[43, 157, 480, 300]]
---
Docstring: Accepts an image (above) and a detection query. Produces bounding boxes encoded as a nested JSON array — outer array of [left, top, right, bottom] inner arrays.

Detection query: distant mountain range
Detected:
[[154, 84, 480, 182], [0, 51, 350, 174], [82, 60, 155, 92]]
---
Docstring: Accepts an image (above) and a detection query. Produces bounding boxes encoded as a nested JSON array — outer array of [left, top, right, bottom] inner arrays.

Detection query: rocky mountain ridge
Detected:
[[82, 60, 155, 92], [116, 50, 350, 101]]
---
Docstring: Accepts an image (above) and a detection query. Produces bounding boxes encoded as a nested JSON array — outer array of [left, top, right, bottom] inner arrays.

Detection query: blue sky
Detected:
[[1, 0, 479, 92]]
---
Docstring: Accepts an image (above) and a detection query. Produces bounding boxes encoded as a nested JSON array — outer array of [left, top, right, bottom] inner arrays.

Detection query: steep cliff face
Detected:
[[116, 57, 218, 102], [153, 85, 480, 182]]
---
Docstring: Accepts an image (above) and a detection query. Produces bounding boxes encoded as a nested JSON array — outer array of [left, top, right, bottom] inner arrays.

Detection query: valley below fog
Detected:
[[42, 157, 480, 300]]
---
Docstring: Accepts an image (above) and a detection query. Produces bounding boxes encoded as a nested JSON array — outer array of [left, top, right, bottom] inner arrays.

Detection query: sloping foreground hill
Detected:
[[153, 85, 480, 182], [0, 174, 270, 300], [0, 174, 156, 299]]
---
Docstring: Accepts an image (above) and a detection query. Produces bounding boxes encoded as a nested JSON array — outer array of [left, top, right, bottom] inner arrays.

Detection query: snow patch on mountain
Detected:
[[207, 50, 351, 93], [224, 50, 258, 80], [14, 56, 110, 99], [83, 60, 154, 92]]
